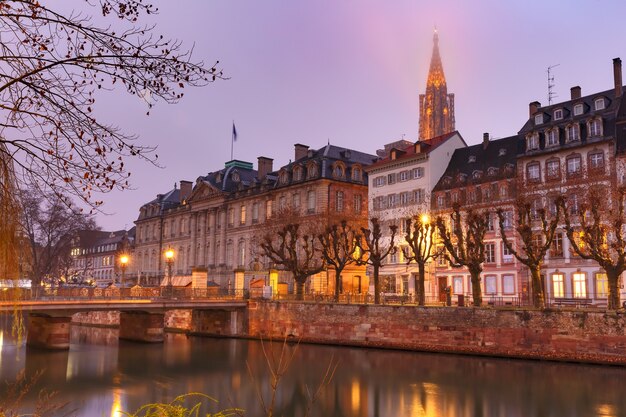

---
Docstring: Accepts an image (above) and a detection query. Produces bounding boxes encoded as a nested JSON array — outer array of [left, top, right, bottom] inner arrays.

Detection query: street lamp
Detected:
[[119, 255, 129, 288], [164, 248, 174, 298]]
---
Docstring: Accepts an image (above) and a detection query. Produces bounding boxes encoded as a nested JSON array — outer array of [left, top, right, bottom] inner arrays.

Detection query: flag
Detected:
[[232, 122, 238, 142]]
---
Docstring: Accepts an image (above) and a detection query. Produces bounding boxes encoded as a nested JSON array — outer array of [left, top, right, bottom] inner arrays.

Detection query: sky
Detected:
[[85, 0, 626, 231]]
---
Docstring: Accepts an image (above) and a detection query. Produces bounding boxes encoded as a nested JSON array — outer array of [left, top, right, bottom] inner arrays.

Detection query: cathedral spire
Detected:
[[419, 30, 455, 140]]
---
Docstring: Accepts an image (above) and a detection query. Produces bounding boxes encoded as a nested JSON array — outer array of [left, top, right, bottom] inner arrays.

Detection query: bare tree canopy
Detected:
[[0, 1, 223, 208], [404, 213, 439, 306], [357, 217, 397, 305]]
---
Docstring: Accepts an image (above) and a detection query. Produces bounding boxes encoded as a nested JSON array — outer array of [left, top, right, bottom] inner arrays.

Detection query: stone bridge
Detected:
[[1, 298, 248, 350]]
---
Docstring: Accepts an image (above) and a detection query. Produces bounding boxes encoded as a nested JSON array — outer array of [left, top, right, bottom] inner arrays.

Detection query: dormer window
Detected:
[[573, 103, 584, 116], [472, 170, 482, 180], [546, 128, 559, 147], [332, 164, 345, 179], [534, 114, 543, 125], [498, 148, 507, 156], [231, 171, 240, 182], [457, 173, 467, 183], [293, 166, 303, 181], [468, 155, 476, 163], [588, 118, 603, 137], [307, 163, 318, 179], [488, 167, 498, 176], [526, 133, 539, 151], [279, 171, 289, 184], [351, 166, 362, 181], [566, 124, 580, 142], [554, 109, 563, 120], [443, 176, 452, 186], [595, 98, 605, 111]]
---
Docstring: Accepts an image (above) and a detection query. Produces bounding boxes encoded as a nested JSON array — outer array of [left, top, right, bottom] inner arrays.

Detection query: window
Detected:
[[554, 109, 563, 120], [354, 194, 362, 214], [502, 275, 515, 295], [527, 133, 539, 151], [568, 194, 580, 216], [589, 152, 604, 170], [546, 159, 560, 179], [387, 173, 396, 185], [279, 171, 289, 184], [252, 203, 259, 223], [485, 243, 496, 263], [527, 163, 540, 182], [400, 192, 410, 206], [382, 276, 396, 293], [293, 167, 303, 181], [472, 171, 482, 180], [566, 124, 580, 142], [266, 200, 273, 219], [293, 193, 301, 209], [453, 276, 464, 295], [373, 176, 386, 187], [399, 171, 409, 182], [307, 164, 318, 179], [228, 208, 235, 227], [552, 273, 565, 298], [279, 196, 287, 210], [387, 194, 397, 208], [485, 276, 497, 295], [589, 119, 602, 137], [352, 167, 362, 181], [307, 191, 316, 213], [534, 114, 543, 125], [437, 195, 445, 208], [240, 205, 246, 225], [546, 129, 559, 147], [573, 104, 584, 116], [437, 246, 447, 266], [566, 155, 581, 176], [595, 98, 605, 111], [499, 184, 508, 198], [333, 165, 345, 178], [336, 191, 344, 212], [551, 232, 563, 258], [468, 189, 476, 203], [468, 155, 476, 163], [237, 241, 246, 268], [414, 189, 425, 204], [502, 243, 513, 263], [573, 272, 587, 298], [595, 273, 608, 298], [412, 167, 425, 179], [486, 213, 494, 231]]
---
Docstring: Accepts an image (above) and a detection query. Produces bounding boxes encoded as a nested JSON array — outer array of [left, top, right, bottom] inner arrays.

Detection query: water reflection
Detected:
[[0, 322, 625, 416]]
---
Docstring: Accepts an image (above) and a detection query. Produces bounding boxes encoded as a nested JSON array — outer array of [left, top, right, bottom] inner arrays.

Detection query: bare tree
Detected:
[[497, 196, 562, 309], [260, 211, 325, 300], [0, 1, 223, 208], [404, 213, 439, 306], [20, 187, 97, 287], [561, 186, 626, 310], [436, 204, 488, 307], [357, 217, 397, 305], [318, 219, 362, 301]]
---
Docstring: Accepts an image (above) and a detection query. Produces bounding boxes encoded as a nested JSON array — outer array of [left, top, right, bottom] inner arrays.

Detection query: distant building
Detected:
[[419, 30, 455, 140], [365, 131, 466, 296], [133, 144, 377, 294]]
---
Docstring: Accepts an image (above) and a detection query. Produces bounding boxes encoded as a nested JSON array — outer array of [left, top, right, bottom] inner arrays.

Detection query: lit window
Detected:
[[527, 163, 540, 181], [546, 159, 560, 179], [502, 275, 515, 295], [552, 273, 565, 298], [546, 129, 558, 147], [527, 134, 539, 151], [534, 114, 543, 125], [594, 98, 605, 111], [307, 191, 316, 213], [485, 275, 497, 295], [567, 156, 581, 175], [573, 104, 584, 116], [266, 200, 273, 219], [228, 208, 235, 226], [240, 205, 246, 225], [573, 272, 587, 298], [595, 273, 608, 298], [589, 152, 604, 170], [453, 276, 464, 294], [554, 109, 563, 120]]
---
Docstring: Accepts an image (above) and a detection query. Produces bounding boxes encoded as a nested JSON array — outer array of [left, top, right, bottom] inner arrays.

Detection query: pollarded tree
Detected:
[[260, 212, 325, 300], [357, 217, 397, 305], [561, 186, 626, 310], [0, 1, 223, 209], [436, 204, 488, 307], [404, 213, 439, 306], [497, 196, 562, 309], [318, 219, 362, 301]]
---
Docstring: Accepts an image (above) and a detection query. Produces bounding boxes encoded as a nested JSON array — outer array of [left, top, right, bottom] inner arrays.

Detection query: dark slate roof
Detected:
[[200, 160, 259, 193], [432, 135, 519, 192], [368, 131, 464, 169], [283, 144, 378, 182]]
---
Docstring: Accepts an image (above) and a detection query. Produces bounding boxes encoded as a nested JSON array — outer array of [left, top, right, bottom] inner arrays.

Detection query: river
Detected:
[[0, 320, 625, 417]]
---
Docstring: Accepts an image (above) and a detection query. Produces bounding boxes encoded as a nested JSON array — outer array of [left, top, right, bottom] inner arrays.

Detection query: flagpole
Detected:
[[231, 120, 234, 161]]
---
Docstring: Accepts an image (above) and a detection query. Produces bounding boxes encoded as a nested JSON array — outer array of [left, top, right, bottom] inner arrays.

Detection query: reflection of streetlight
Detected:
[[164, 249, 174, 298], [119, 255, 129, 288]]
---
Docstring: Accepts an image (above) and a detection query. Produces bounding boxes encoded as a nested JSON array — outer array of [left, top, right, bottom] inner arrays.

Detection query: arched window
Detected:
[[307, 163, 318, 179]]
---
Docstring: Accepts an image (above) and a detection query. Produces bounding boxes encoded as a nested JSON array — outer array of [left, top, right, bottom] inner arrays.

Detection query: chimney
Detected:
[[257, 156, 273, 179], [179, 180, 192, 203], [570, 86, 581, 100], [482, 132, 489, 149], [614, 58, 622, 98], [529, 101, 541, 117], [294, 143, 309, 161]]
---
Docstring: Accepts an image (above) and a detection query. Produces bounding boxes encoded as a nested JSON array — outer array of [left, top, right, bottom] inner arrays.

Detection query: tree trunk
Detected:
[[295, 277, 306, 301], [373, 264, 381, 304], [530, 266, 545, 309], [469, 269, 482, 307], [415, 263, 426, 306], [334, 267, 343, 302], [606, 269, 621, 310]]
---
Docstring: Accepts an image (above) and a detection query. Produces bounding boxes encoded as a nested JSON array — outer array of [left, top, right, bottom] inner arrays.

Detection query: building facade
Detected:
[[133, 144, 377, 295]]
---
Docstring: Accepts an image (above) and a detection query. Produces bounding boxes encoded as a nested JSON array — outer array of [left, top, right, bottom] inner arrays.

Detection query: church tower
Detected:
[[418, 30, 455, 140]]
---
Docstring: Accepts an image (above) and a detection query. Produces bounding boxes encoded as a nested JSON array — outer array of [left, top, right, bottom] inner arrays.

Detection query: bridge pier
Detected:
[[27, 314, 72, 350], [119, 311, 164, 343], [191, 309, 243, 336]]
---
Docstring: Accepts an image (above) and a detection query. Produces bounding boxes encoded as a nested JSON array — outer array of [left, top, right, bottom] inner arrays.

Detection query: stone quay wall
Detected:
[[72, 309, 192, 332], [246, 302, 626, 365]]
